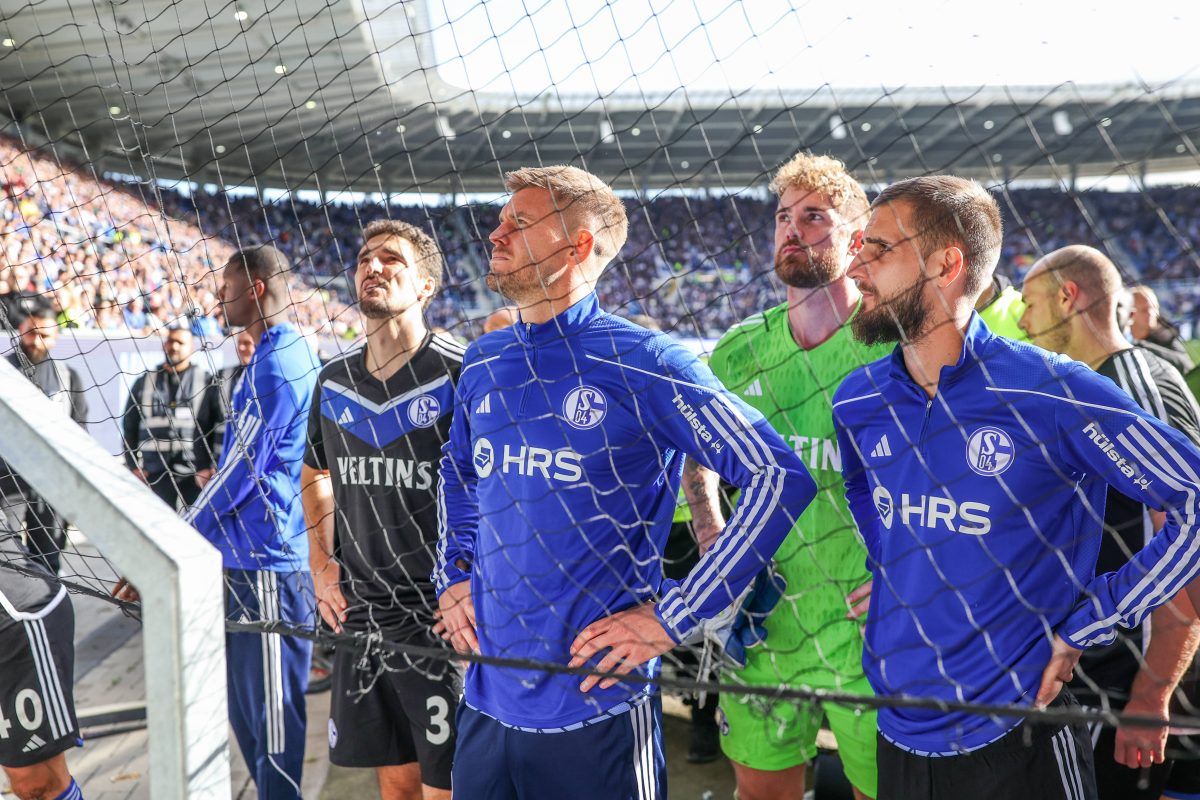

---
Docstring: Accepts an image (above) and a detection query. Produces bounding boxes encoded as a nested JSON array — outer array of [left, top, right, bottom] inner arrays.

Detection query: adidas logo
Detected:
[[22, 734, 45, 753], [474, 394, 492, 415], [743, 379, 763, 397], [870, 434, 892, 459], [338, 407, 354, 425]]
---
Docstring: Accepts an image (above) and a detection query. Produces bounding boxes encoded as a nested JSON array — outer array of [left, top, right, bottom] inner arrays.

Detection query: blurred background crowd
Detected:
[[3, 134, 1199, 345]]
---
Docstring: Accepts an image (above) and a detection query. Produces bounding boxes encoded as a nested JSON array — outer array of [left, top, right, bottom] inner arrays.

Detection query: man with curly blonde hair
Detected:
[[684, 152, 880, 800]]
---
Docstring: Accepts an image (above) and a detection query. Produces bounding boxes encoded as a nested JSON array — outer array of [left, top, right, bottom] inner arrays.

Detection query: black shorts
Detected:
[[877, 690, 1097, 800], [0, 590, 80, 769], [327, 636, 461, 788]]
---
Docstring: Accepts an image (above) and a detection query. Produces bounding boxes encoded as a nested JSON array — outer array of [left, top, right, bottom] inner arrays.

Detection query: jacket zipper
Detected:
[[918, 396, 934, 459], [519, 324, 535, 417]]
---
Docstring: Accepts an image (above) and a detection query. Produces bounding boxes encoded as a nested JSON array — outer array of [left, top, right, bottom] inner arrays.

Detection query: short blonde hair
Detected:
[[769, 153, 870, 225], [504, 165, 629, 263]]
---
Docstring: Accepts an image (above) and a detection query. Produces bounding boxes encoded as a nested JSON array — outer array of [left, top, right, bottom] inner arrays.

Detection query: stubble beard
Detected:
[[359, 294, 398, 320], [486, 263, 548, 305], [21, 340, 48, 362], [1031, 313, 1072, 356], [361, 287, 428, 320]]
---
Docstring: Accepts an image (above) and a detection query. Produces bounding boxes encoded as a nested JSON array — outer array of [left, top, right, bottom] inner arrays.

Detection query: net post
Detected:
[[0, 357, 230, 799]]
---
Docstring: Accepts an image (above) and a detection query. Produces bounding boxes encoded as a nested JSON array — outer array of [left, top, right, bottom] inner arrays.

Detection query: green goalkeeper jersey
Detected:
[[710, 300, 889, 687]]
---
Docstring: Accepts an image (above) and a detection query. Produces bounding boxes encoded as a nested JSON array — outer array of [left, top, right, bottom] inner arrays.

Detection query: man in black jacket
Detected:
[[0, 301, 88, 574]]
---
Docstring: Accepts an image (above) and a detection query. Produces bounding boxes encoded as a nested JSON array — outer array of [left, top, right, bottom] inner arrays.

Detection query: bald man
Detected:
[[1021, 245, 1200, 800], [481, 306, 519, 335], [1130, 286, 1195, 376]]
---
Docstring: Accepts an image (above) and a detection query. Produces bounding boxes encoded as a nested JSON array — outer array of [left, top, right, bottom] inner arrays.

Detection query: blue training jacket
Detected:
[[435, 293, 815, 729], [832, 313, 1200, 754], [185, 323, 321, 572]]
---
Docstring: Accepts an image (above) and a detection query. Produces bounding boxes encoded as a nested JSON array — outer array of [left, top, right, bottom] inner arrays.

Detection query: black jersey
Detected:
[[304, 332, 464, 637], [1073, 345, 1200, 702]]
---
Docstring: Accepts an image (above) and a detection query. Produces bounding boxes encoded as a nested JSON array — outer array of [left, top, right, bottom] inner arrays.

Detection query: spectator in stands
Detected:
[[121, 326, 224, 512], [94, 297, 124, 332], [0, 301, 88, 574], [0, 136, 352, 341], [1020, 245, 1200, 800], [124, 296, 149, 335], [1130, 286, 1195, 375], [9, 131, 1200, 351], [51, 282, 85, 329], [481, 305, 519, 333], [145, 296, 170, 334]]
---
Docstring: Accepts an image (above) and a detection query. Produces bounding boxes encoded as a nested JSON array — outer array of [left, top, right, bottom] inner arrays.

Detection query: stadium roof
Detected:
[[3, 0, 1200, 195]]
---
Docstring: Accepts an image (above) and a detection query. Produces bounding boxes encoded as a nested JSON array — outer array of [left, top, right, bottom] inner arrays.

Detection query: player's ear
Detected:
[[937, 246, 966, 288], [572, 228, 596, 265], [1059, 280, 1080, 311]]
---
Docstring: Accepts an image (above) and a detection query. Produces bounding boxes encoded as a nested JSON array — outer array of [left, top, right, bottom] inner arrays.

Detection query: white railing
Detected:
[[0, 357, 230, 799]]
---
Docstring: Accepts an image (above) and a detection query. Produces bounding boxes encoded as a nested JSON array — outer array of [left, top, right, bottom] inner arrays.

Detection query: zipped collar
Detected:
[[887, 311, 994, 389], [514, 292, 602, 345]]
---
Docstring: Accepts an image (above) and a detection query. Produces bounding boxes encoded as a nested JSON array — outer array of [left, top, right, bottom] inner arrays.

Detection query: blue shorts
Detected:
[[453, 696, 666, 800]]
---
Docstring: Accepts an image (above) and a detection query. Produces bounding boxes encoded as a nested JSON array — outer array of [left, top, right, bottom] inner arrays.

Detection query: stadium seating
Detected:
[[4, 134, 1198, 342]]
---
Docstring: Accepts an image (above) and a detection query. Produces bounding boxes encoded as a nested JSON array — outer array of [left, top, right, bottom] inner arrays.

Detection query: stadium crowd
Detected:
[[0, 136, 352, 339], [4, 134, 1200, 345]]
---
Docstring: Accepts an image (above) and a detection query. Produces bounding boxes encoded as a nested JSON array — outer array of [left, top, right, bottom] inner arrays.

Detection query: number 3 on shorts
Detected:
[[426, 695, 451, 745]]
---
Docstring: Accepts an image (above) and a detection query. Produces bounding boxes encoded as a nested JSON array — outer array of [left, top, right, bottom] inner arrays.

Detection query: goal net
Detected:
[[2, 0, 1200, 790]]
